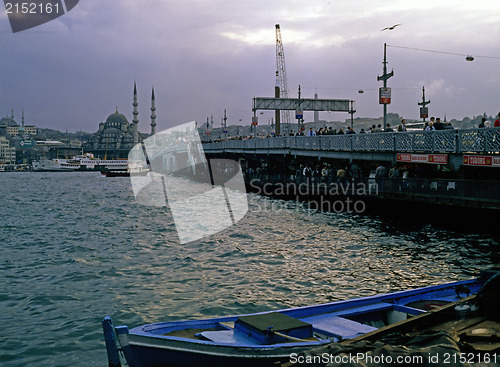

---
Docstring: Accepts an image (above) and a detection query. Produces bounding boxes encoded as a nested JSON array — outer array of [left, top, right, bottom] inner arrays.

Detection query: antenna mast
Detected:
[[275, 24, 291, 133]]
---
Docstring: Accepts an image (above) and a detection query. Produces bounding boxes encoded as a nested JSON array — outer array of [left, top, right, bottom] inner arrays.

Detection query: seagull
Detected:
[[381, 24, 401, 31]]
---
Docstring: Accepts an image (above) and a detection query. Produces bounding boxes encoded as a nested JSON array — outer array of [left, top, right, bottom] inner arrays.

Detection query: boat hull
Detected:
[[103, 277, 490, 367]]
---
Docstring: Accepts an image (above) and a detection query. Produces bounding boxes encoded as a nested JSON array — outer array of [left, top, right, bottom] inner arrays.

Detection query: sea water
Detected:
[[1, 171, 498, 367]]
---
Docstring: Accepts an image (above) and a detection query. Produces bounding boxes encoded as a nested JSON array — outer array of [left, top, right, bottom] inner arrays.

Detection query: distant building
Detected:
[[84, 83, 156, 159], [0, 109, 37, 136], [0, 136, 16, 164], [6, 125, 37, 136]]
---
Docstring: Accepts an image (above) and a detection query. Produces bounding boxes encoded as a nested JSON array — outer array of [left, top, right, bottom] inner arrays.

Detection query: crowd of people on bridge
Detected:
[[202, 113, 500, 143]]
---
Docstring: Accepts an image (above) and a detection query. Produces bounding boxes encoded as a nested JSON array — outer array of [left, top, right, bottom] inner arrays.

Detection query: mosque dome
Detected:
[[105, 108, 129, 127], [0, 116, 17, 127]]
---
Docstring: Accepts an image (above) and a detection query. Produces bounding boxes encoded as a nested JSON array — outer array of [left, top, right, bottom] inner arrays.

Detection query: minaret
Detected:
[[132, 81, 139, 146], [11, 107, 14, 120], [150, 87, 156, 135], [22, 108, 25, 127]]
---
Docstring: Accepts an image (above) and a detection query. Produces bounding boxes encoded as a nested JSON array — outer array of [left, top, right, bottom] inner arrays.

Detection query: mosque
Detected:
[[84, 82, 157, 159]]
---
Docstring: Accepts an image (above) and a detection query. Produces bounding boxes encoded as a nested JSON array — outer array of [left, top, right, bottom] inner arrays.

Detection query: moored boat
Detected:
[[286, 269, 500, 366], [33, 153, 128, 172], [102, 271, 496, 367]]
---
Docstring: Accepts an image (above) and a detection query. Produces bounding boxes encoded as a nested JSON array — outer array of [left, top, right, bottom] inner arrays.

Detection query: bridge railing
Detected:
[[202, 128, 500, 154]]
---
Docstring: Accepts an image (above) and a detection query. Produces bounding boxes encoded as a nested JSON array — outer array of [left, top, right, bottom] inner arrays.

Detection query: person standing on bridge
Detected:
[[398, 119, 407, 132], [494, 113, 500, 127], [307, 128, 316, 136]]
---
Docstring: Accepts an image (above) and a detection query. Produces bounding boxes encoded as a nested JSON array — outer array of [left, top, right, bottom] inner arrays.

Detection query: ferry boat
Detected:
[[102, 270, 498, 367], [32, 153, 128, 172]]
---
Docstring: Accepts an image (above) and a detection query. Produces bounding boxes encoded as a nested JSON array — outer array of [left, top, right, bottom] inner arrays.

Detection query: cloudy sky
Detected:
[[1, 0, 499, 133]]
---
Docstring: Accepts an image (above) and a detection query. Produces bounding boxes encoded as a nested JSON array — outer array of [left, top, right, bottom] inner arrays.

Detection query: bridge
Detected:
[[202, 128, 500, 171], [200, 128, 500, 217]]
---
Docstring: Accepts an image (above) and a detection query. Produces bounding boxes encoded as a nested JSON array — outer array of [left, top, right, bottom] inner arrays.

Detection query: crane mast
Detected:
[[275, 24, 291, 132]]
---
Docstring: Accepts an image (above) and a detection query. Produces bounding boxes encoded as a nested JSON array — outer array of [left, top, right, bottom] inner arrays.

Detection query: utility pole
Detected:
[[418, 86, 430, 122], [297, 84, 302, 132], [377, 43, 394, 130], [223, 109, 228, 138], [274, 73, 280, 136], [349, 100, 356, 129]]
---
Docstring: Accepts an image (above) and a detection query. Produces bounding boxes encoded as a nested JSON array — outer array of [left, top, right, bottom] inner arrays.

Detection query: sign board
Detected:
[[397, 153, 448, 164], [420, 107, 428, 119], [295, 109, 303, 119], [379, 87, 391, 104], [251, 117, 258, 126], [19, 140, 34, 148], [463, 155, 500, 167]]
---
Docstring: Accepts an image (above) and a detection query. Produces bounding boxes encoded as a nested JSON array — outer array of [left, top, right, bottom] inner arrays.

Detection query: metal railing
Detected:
[[202, 128, 500, 154]]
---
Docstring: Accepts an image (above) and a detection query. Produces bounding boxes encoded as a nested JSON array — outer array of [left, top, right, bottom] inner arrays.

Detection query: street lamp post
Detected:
[[377, 43, 394, 130]]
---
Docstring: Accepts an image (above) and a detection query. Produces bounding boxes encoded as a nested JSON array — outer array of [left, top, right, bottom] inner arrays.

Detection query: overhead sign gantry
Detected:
[[252, 97, 353, 135]]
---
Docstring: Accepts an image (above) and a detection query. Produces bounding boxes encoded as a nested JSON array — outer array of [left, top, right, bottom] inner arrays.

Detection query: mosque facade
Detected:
[[84, 83, 156, 159]]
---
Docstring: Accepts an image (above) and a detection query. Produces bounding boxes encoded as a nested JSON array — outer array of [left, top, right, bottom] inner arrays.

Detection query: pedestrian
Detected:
[[307, 128, 316, 136], [434, 118, 444, 130], [397, 119, 407, 132], [494, 113, 500, 127]]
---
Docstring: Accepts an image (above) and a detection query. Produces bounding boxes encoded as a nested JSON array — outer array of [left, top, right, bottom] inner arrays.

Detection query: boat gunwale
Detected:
[[125, 278, 481, 348]]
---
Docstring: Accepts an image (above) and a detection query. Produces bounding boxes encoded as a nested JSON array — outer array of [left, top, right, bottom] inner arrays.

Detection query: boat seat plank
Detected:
[[299, 315, 377, 339], [198, 330, 261, 345], [331, 302, 394, 317]]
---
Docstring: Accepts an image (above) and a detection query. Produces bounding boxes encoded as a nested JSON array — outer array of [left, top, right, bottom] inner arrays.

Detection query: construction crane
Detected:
[[275, 24, 291, 133]]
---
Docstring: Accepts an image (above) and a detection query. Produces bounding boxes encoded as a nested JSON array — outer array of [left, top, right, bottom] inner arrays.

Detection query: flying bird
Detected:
[[381, 24, 401, 31]]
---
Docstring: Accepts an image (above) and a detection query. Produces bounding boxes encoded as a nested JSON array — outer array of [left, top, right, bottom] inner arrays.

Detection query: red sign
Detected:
[[252, 117, 258, 126], [397, 153, 448, 164], [379, 87, 391, 104], [463, 155, 500, 167], [420, 107, 428, 119]]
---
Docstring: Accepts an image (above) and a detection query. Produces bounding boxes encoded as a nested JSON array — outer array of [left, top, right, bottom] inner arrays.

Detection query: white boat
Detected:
[[32, 153, 129, 172], [32, 158, 75, 171]]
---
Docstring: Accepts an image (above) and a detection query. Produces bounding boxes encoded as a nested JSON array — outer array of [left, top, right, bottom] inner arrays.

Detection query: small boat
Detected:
[[101, 169, 130, 177], [102, 271, 496, 367], [286, 269, 500, 366]]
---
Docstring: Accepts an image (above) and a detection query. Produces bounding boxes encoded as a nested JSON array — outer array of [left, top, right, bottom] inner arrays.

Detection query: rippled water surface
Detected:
[[1, 172, 499, 366]]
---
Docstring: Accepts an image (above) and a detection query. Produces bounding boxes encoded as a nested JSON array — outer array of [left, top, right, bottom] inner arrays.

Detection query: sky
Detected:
[[1, 0, 500, 133]]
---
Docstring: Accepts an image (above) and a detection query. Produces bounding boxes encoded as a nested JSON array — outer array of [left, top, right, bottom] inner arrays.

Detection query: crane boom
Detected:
[[275, 24, 291, 131]]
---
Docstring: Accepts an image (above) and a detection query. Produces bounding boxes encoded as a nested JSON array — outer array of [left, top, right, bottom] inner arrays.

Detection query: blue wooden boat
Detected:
[[102, 274, 492, 367]]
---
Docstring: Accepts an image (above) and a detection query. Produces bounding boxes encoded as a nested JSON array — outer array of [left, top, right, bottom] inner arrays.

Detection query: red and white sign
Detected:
[[379, 87, 391, 104], [463, 155, 500, 167], [397, 153, 448, 164]]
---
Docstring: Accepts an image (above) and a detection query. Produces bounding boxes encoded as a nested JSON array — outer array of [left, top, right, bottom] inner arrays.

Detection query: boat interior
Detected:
[[160, 295, 462, 345]]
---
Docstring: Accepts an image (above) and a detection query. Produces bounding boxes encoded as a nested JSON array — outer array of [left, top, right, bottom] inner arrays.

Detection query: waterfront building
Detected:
[[0, 109, 37, 136], [6, 125, 37, 136], [0, 136, 16, 164]]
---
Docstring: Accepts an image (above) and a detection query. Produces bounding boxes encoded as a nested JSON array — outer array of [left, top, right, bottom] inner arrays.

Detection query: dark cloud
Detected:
[[1, 0, 499, 132]]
